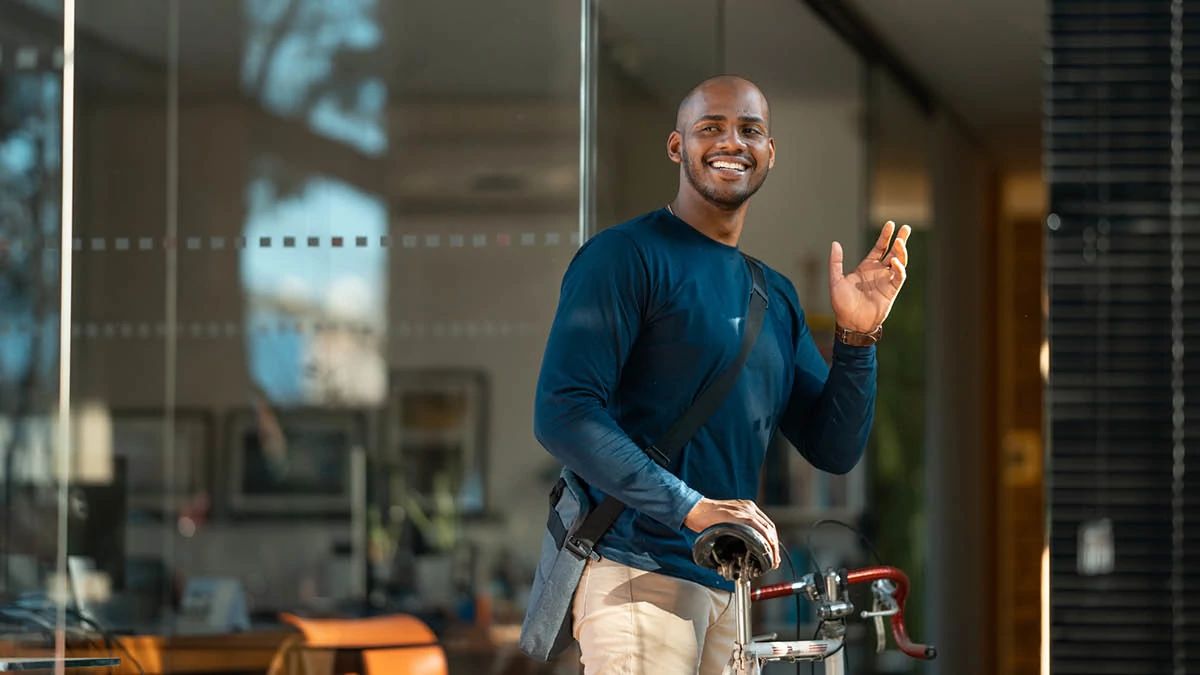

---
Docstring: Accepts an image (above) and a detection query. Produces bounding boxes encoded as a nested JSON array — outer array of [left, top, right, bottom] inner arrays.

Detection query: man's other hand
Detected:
[[683, 497, 781, 570]]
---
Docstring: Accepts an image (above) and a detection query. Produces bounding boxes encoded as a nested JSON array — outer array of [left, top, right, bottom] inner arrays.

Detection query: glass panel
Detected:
[[0, 0, 69, 665], [722, 0, 867, 533], [866, 64, 932, 668], [42, 0, 581, 670]]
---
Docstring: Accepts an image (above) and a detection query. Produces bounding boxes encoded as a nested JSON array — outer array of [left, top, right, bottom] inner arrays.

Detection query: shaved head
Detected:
[[675, 75, 770, 131]]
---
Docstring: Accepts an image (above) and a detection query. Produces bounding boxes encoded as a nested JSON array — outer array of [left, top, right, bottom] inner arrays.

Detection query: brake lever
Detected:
[[862, 579, 900, 653]]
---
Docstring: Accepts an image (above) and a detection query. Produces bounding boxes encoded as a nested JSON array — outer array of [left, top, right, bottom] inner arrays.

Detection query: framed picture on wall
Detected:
[[111, 410, 212, 515], [225, 407, 367, 515], [386, 370, 488, 518]]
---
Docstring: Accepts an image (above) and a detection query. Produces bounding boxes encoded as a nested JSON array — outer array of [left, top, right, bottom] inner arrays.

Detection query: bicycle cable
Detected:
[[805, 518, 885, 572], [799, 519, 879, 673], [807, 619, 846, 675]]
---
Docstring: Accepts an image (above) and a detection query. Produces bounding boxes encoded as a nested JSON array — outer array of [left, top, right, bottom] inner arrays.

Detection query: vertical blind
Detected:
[[1048, 1, 1198, 671]]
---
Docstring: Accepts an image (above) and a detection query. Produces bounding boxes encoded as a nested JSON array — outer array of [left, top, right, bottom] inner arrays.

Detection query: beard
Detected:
[[681, 144, 770, 210]]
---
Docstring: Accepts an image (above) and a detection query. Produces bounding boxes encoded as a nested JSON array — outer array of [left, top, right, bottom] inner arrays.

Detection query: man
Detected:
[[533, 75, 910, 674]]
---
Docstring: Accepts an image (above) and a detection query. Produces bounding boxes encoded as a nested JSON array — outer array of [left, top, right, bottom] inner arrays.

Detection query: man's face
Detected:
[[671, 83, 775, 210]]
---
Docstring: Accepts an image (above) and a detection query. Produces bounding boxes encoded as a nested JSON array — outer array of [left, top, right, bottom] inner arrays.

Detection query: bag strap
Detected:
[[566, 254, 769, 560]]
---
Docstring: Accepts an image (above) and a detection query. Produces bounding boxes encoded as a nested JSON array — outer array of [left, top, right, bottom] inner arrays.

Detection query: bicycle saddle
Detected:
[[691, 522, 772, 580]]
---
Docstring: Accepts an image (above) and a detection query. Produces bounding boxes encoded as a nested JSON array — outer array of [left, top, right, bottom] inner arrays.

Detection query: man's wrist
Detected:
[[676, 489, 705, 530], [835, 323, 883, 346]]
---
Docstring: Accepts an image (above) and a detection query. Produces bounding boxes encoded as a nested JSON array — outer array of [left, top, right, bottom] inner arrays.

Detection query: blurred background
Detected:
[[0, 0, 1158, 673]]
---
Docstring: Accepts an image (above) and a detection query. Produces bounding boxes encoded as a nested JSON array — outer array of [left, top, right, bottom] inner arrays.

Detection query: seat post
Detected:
[[733, 576, 752, 647]]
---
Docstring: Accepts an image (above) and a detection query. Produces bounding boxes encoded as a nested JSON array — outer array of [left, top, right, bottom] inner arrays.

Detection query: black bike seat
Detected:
[[691, 522, 772, 580]]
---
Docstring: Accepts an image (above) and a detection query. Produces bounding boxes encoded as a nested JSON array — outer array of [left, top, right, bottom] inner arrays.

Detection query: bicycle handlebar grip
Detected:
[[891, 621, 938, 660], [845, 566, 937, 661]]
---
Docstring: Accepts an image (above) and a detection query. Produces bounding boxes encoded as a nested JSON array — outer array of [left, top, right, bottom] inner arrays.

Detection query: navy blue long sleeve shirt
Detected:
[[533, 208, 877, 590]]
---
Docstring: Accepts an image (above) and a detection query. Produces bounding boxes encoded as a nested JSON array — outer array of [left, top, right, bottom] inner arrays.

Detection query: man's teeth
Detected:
[[710, 161, 747, 171]]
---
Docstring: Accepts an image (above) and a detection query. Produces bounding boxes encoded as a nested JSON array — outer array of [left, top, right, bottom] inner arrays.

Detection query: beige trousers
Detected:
[[572, 557, 736, 675]]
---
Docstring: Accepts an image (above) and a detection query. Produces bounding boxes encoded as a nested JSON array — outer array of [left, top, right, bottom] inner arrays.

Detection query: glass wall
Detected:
[[0, 1, 933, 672], [865, 65, 932, 675], [0, 0, 69, 664]]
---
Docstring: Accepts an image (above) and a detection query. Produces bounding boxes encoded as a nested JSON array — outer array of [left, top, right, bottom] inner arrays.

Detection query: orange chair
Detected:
[[270, 612, 448, 675]]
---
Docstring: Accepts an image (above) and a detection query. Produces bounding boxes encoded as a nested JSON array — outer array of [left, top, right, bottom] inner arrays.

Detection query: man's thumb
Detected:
[[829, 241, 844, 286]]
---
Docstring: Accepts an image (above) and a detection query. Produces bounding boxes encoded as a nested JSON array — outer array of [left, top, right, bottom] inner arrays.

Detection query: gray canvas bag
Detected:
[[519, 255, 768, 661]]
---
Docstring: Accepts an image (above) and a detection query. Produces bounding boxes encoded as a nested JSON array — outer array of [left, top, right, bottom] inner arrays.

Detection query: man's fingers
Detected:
[[890, 257, 907, 289], [733, 512, 779, 568], [889, 234, 909, 267], [745, 503, 781, 568], [871, 221, 896, 258], [829, 241, 845, 287], [720, 501, 781, 569]]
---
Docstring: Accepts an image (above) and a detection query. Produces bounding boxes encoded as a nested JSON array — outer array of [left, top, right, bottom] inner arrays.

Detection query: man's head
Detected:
[[667, 75, 775, 211]]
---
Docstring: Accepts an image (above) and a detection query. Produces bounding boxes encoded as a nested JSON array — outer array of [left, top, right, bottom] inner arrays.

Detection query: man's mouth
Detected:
[[706, 157, 752, 176]]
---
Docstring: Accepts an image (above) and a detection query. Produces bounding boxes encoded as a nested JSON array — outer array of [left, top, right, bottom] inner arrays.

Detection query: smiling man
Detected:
[[532, 75, 911, 674]]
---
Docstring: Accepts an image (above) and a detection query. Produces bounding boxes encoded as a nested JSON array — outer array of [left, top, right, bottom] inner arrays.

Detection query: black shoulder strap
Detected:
[[566, 254, 769, 560]]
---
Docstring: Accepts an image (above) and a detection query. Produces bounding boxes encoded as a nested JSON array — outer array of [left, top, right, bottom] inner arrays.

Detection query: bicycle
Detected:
[[692, 522, 937, 675]]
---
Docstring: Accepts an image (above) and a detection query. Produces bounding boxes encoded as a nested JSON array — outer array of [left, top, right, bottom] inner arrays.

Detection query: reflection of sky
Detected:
[[242, 0, 387, 156], [240, 0, 390, 404], [240, 175, 387, 403]]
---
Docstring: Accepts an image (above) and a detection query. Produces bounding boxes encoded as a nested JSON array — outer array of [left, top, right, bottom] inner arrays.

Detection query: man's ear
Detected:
[[767, 137, 776, 170], [667, 130, 683, 164]]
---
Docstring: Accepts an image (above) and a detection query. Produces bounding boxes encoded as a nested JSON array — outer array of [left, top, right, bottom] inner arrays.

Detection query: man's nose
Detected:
[[713, 127, 747, 152]]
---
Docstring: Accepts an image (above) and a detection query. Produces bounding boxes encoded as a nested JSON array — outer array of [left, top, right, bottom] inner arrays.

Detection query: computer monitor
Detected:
[[67, 457, 127, 591]]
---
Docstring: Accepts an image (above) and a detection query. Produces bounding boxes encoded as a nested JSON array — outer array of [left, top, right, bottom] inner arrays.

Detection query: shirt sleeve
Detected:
[[777, 287, 877, 475], [533, 230, 703, 529]]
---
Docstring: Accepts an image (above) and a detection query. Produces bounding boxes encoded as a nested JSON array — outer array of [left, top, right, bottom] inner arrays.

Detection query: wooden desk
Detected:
[[0, 657, 121, 672], [89, 632, 291, 674], [3, 631, 291, 675], [3, 624, 532, 674]]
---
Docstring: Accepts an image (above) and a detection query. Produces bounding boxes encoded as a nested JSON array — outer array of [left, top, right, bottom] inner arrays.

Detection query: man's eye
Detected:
[[744, 128, 762, 136], [702, 125, 719, 132]]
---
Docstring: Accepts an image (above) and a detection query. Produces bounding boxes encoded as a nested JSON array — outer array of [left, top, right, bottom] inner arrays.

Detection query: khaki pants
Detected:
[[572, 557, 736, 675]]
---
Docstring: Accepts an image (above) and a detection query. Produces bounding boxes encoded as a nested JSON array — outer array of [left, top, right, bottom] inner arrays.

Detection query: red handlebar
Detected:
[[749, 565, 936, 661], [846, 566, 936, 660]]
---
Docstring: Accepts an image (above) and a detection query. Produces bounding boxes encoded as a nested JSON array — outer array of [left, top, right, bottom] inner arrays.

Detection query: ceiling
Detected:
[[845, 0, 1044, 172], [11, 0, 1043, 171]]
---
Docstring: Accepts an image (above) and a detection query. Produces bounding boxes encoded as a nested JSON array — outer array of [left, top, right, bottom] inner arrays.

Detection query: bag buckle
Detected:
[[565, 535, 601, 561], [750, 282, 768, 309]]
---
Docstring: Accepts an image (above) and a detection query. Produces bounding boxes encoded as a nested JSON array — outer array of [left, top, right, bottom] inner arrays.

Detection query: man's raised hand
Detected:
[[828, 221, 911, 333]]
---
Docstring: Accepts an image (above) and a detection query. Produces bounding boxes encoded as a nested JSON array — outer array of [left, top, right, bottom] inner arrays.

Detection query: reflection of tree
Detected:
[[239, 1, 390, 407], [245, 0, 303, 97], [243, 0, 385, 161], [0, 70, 60, 580]]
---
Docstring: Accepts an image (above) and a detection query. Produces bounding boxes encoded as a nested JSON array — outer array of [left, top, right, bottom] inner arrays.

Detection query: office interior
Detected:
[[0, 0, 1044, 673]]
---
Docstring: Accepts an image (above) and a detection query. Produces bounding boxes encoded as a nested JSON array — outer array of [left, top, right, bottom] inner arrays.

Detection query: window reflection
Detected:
[[0, 0, 933, 671], [0, 73, 60, 402], [240, 169, 388, 405], [239, 0, 390, 407], [242, 0, 387, 156]]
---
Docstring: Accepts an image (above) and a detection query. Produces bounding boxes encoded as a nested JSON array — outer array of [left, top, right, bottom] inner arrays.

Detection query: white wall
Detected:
[[925, 112, 997, 675], [739, 96, 866, 314]]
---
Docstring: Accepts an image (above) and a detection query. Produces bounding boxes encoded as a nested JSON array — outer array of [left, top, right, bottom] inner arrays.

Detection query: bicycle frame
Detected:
[[723, 564, 935, 675]]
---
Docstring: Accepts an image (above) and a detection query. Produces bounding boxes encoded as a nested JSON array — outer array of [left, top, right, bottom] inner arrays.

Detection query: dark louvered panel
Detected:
[[1047, 1, 1200, 672]]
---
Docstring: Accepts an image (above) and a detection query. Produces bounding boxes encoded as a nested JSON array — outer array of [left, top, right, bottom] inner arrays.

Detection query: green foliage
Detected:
[[867, 232, 928, 666]]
